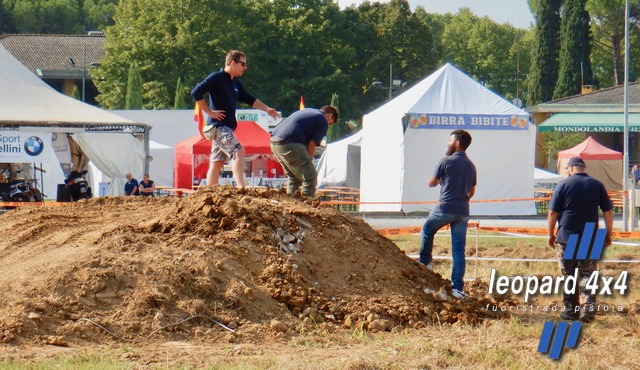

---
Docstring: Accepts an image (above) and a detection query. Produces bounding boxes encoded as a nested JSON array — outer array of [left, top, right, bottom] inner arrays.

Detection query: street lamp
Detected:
[[372, 64, 406, 101]]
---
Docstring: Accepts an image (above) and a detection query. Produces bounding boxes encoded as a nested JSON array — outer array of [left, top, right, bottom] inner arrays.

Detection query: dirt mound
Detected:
[[0, 187, 512, 345]]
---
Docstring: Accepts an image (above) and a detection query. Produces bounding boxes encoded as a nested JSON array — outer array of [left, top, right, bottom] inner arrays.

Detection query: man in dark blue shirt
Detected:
[[547, 156, 613, 323], [419, 129, 476, 300], [124, 173, 138, 196], [192, 50, 280, 188], [270, 107, 337, 196]]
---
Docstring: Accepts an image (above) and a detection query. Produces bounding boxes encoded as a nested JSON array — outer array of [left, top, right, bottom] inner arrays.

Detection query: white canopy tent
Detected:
[[316, 130, 362, 188], [534, 167, 563, 187], [360, 63, 536, 215], [0, 44, 149, 198]]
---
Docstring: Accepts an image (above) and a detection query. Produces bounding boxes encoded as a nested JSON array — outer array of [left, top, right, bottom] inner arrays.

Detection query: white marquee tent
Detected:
[[360, 63, 536, 215], [0, 44, 149, 198], [316, 130, 362, 188]]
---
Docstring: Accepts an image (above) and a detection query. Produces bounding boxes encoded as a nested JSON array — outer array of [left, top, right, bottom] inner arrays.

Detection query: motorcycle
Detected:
[[65, 170, 92, 201]]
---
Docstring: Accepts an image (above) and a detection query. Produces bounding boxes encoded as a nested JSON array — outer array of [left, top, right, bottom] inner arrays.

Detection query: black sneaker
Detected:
[[580, 308, 595, 323], [560, 311, 579, 321]]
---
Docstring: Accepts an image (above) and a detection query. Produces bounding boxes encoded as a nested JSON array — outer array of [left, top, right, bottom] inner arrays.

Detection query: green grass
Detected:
[[0, 352, 133, 369]]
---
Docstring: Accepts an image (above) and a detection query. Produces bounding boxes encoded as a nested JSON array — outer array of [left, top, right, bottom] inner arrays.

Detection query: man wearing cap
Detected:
[[547, 156, 613, 323]]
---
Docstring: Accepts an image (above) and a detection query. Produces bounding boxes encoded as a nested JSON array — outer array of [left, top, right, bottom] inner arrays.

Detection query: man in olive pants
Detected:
[[270, 106, 337, 196]]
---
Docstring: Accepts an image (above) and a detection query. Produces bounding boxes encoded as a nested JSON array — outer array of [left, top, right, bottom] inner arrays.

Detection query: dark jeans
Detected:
[[419, 210, 470, 291]]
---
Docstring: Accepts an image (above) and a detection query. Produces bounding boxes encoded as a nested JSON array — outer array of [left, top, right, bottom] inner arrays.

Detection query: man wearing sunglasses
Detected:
[[192, 50, 280, 188]]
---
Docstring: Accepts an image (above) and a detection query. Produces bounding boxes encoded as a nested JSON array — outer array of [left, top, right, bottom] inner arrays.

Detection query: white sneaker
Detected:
[[451, 289, 469, 300], [424, 262, 433, 271]]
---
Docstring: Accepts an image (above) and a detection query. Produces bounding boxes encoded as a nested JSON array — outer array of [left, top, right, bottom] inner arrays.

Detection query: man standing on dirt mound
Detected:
[[270, 106, 337, 197], [192, 50, 280, 188], [547, 156, 613, 323], [418, 129, 476, 300]]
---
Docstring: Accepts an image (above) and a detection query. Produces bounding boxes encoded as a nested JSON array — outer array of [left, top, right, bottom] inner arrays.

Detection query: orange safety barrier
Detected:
[[0, 202, 67, 207], [375, 224, 640, 239], [375, 222, 480, 237], [322, 197, 546, 206]]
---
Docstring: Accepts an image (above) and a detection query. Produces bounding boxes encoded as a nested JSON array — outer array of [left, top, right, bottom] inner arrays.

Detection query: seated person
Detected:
[[138, 173, 156, 197], [124, 173, 139, 196]]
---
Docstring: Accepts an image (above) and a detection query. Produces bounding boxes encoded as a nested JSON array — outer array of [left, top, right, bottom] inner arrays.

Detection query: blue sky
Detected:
[[337, 0, 535, 29]]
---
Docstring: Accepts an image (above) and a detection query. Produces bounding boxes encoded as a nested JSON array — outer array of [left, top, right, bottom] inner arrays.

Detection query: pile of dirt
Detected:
[[0, 187, 513, 345]]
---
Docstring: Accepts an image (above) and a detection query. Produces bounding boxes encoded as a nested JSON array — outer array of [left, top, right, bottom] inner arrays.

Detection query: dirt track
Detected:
[[0, 187, 512, 349]]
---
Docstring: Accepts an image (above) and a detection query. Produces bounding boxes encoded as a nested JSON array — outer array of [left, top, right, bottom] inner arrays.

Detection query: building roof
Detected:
[[547, 82, 640, 105], [0, 33, 105, 78]]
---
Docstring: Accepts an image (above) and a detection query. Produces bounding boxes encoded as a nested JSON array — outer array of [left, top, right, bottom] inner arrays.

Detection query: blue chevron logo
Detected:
[[537, 321, 583, 359], [562, 222, 606, 260]]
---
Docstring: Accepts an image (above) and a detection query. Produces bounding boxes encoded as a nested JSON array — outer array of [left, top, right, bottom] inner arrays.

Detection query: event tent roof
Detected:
[[0, 43, 140, 128], [557, 136, 622, 160]]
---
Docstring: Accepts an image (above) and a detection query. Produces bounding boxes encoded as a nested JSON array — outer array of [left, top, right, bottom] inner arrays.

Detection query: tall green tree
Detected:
[[554, 0, 593, 99], [0, 0, 16, 33], [527, 0, 562, 105], [11, 0, 83, 33], [125, 60, 142, 109], [351, 0, 437, 113], [173, 77, 188, 109], [81, 0, 117, 31], [587, 0, 640, 86], [93, 0, 238, 109], [439, 8, 531, 100]]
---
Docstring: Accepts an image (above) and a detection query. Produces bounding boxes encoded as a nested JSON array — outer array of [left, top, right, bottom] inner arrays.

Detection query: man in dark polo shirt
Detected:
[[419, 129, 476, 300], [547, 156, 613, 323], [191, 50, 280, 188], [270, 106, 337, 196]]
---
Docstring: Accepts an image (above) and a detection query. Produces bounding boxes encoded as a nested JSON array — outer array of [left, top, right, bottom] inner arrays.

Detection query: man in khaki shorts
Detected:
[[191, 50, 280, 187]]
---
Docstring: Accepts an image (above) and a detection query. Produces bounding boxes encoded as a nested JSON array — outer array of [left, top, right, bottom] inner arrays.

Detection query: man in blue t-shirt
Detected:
[[547, 156, 613, 323], [270, 106, 337, 196], [192, 50, 280, 188], [124, 173, 138, 196], [419, 129, 477, 300]]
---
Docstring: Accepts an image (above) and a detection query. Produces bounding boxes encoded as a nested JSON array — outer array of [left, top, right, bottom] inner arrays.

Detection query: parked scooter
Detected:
[[0, 166, 43, 206], [0, 178, 38, 202], [65, 170, 92, 201]]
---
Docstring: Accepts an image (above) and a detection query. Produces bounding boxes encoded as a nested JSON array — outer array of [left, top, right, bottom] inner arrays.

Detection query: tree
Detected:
[[587, 0, 640, 86], [0, 0, 16, 33], [94, 0, 239, 109], [11, 0, 83, 34], [81, 0, 117, 31], [173, 77, 188, 109], [554, 0, 593, 99], [527, 0, 562, 105], [71, 85, 81, 100], [125, 60, 142, 109], [439, 8, 531, 100]]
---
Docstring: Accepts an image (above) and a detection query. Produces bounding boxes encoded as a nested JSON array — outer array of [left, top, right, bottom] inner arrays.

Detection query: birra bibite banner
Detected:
[[0, 131, 51, 163], [407, 113, 530, 130]]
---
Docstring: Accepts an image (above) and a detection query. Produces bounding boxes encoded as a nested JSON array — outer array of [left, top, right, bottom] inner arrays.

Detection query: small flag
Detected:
[[299, 96, 305, 110], [194, 103, 205, 138]]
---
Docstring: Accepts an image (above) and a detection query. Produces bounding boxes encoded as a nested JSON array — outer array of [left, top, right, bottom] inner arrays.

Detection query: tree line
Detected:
[[1, 0, 638, 123]]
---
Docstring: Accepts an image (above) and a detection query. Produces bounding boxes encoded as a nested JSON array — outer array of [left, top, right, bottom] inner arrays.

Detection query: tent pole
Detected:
[[623, 0, 631, 231], [191, 153, 195, 190], [143, 126, 150, 175]]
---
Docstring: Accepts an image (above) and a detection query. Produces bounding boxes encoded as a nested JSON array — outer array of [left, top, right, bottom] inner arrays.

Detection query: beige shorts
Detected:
[[210, 126, 243, 163]]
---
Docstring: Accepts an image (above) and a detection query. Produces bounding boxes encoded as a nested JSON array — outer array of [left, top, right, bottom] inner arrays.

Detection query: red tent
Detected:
[[556, 136, 623, 190], [174, 121, 280, 189]]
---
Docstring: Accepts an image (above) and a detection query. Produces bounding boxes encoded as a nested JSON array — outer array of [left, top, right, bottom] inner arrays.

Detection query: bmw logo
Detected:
[[24, 136, 44, 156]]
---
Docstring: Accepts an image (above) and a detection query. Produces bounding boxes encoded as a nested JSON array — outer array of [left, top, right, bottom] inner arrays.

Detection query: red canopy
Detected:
[[557, 136, 622, 160], [174, 121, 274, 189]]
